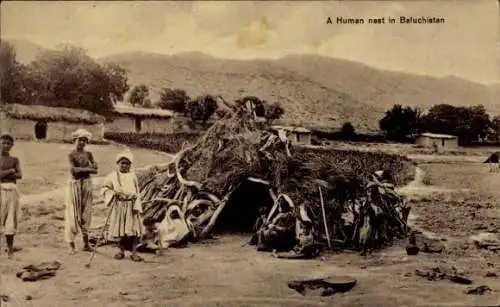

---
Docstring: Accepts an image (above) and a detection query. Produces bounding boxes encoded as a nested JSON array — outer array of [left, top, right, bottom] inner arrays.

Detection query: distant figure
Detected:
[[484, 152, 500, 173], [65, 129, 98, 254], [0, 133, 23, 259]]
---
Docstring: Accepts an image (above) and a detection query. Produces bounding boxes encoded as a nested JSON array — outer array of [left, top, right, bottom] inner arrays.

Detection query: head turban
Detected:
[[71, 128, 92, 141], [116, 149, 134, 164]]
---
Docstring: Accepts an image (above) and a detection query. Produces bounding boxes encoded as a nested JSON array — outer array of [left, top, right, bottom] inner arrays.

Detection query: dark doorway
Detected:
[[135, 117, 142, 132], [212, 180, 274, 234], [34, 120, 47, 140]]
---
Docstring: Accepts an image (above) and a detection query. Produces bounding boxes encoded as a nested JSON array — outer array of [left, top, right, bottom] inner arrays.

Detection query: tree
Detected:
[[235, 96, 266, 118], [379, 105, 422, 141], [142, 98, 154, 109], [157, 88, 190, 113], [340, 122, 356, 139], [489, 115, 500, 142], [26, 44, 129, 115], [264, 102, 285, 124], [0, 42, 30, 104], [128, 84, 149, 107], [421, 104, 491, 145], [186, 94, 219, 125]]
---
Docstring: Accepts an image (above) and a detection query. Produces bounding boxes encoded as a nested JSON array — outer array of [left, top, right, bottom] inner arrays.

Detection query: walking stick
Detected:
[[85, 203, 114, 268], [318, 186, 332, 249]]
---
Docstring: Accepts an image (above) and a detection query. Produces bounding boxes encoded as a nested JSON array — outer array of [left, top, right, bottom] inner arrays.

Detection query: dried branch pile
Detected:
[[137, 115, 411, 251], [138, 117, 290, 240]]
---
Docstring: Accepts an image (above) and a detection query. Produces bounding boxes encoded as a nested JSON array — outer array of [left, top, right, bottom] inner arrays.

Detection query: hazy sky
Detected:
[[1, 0, 498, 84]]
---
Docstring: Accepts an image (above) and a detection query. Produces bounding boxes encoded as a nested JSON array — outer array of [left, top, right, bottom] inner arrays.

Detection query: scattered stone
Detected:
[[485, 270, 497, 278], [448, 274, 472, 285], [119, 291, 129, 296], [469, 233, 500, 251], [423, 241, 445, 253], [414, 266, 472, 284], [1, 294, 9, 302], [474, 223, 488, 231], [466, 285, 492, 295], [288, 275, 356, 297], [25, 295, 33, 300], [410, 231, 446, 254]]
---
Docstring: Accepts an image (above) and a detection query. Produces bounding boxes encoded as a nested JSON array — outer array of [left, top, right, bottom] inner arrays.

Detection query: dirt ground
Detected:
[[1, 144, 500, 306]]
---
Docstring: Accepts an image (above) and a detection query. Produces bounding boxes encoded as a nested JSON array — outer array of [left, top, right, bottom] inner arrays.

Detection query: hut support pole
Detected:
[[319, 186, 332, 249], [199, 185, 237, 238]]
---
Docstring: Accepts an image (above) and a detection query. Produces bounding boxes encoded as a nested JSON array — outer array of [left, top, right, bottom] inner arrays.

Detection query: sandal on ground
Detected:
[[82, 246, 93, 252], [130, 254, 144, 262], [114, 251, 125, 260]]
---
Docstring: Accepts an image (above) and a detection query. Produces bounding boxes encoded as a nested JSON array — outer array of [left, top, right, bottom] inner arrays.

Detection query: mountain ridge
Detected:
[[5, 38, 499, 131]]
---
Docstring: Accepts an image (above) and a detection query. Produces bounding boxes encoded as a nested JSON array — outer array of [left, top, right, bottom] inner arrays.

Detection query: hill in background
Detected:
[[3, 38, 46, 64], [6, 38, 499, 132]]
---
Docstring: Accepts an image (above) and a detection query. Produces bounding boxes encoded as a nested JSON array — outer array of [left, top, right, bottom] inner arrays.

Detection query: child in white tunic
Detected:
[[101, 150, 144, 262]]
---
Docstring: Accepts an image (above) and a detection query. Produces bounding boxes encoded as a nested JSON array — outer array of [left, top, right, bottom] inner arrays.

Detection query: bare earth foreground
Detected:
[[1, 142, 500, 306]]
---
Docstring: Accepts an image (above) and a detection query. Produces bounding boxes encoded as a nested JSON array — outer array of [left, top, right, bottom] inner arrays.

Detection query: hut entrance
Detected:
[[135, 117, 142, 132], [212, 180, 275, 234], [34, 120, 47, 140]]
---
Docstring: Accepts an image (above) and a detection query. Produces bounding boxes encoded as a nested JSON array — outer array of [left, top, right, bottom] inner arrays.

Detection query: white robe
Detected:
[[101, 171, 144, 238]]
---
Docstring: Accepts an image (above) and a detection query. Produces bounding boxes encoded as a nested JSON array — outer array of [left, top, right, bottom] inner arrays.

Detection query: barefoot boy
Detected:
[[0, 133, 23, 259]]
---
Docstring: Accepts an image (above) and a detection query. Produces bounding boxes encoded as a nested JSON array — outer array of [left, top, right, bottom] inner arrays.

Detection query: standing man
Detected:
[[65, 129, 98, 254]]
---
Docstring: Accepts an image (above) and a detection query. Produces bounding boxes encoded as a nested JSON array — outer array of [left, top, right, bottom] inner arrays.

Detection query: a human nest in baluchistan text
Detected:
[[327, 16, 446, 25]]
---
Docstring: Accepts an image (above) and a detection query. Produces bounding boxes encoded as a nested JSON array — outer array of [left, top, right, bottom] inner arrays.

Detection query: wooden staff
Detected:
[[319, 186, 332, 249]]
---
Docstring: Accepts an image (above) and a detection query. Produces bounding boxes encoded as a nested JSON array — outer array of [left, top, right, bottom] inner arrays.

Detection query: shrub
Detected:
[[104, 132, 201, 153]]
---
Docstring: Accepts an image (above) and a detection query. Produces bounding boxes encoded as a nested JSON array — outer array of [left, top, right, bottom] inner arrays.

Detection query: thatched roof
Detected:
[[113, 105, 174, 119], [1, 104, 105, 124], [418, 132, 457, 139]]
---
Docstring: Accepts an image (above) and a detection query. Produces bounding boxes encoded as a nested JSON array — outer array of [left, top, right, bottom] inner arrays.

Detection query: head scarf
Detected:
[[116, 149, 134, 164], [71, 128, 92, 141]]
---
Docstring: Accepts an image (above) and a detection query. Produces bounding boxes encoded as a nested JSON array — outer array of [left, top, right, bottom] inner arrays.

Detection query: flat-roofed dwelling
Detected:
[[0, 103, 105, 142], [105, 105, 174, 134], [415, 132, 458, 152], [270, 125, 312, 145]]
